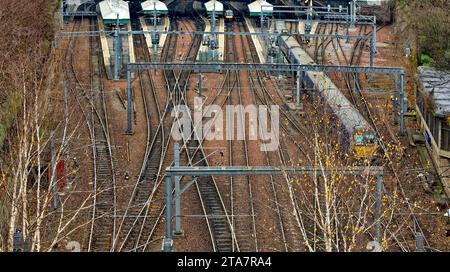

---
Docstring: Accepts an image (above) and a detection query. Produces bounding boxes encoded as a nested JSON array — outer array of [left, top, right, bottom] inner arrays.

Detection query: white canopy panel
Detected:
[[205, 0, 224, 12], [362, 0, 389, 6], [141, 0, 168, 12], [248, 0, 273, 14], [99, 0, 130, 20]]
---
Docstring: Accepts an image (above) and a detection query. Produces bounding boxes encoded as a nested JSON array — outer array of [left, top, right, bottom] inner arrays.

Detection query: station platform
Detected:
[[197, 16, 225, 62], [98, 18, 112, 78], [98, 18, 135, 80], [140, 16, 170, 57], [244, 17, 268, 64], [127, 24, 135, 65], [297, 20, 319, 35]]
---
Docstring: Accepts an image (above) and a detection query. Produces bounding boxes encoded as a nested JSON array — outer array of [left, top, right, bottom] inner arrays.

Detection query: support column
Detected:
[[291, 70, 295, 99], [113, 14, 122, 81], [199, 73, 203, 97], [349, 1, 354, 25], [163, 175, 173, 252], [126, 69, 133, 134], [153, 2, 158, 54], [174, 143, 183, 235], [306, 7, 312, 42], [400, 73, 405, 135], [113, 28, 121, 80], [346, 24, 350, 43], [370, 21, 376, 68], [260, 12, 264, 33], [296, 71, 301, 106], [393, 75, 399, 125]]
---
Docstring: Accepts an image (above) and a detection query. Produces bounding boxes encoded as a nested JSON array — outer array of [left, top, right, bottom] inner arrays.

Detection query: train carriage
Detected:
[[277, 33, 377, 158], [225, 9, 234, 20]]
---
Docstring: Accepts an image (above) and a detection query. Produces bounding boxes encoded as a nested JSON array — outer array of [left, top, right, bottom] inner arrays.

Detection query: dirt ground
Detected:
[[57, 13, 449, 252], [302, 21, 450, 250]]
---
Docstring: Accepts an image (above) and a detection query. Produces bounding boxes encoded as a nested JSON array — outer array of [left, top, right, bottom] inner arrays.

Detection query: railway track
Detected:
[[326, 23, 410, 251], [248, 17, 406, 251], [237, 19, 305, 251], [114, 4, 234, 251], [119, 18, 183, 252], [224, 20, 258, 252], [63, 14, 117, 251], [240, 17, 375, 251], [112, 16, 167, 251], [159, 10, 235, 252], [178, 14, 234, 252], [113, 16, 181, 252], [54, 0, 439, 253], [332, 23, 430, 251]]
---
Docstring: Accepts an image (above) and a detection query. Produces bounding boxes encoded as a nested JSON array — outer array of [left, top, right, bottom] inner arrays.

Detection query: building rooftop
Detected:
[[418, 66, 450, 116], [98, 0, 130, 21]]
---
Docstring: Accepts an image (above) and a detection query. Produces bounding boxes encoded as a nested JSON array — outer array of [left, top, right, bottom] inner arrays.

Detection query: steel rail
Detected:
[[240, 20, 306, 251], [339, 24, 428, 252], [226, 20, 258, 252], [64, 16, 116, 252]]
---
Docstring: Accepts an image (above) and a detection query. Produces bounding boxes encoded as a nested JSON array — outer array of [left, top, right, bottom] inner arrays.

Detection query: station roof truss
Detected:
[[248, 0, 273, 17], [141, 0, 168, 15], [418, 66, 450, 116], [205, 0, 224, 15], [98, 0, 130, 24]]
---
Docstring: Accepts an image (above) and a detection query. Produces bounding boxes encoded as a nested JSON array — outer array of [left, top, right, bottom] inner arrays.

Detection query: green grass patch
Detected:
[[420, 54, 434, 67]]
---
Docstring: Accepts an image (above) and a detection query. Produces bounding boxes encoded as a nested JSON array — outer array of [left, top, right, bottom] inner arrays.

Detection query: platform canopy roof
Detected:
[[205, 0, 224, 14], [98, 0, 130, 21], [418, 66, 450, 116], [248, 0, 273, 17], [141, 0, 168, 14], [361, 0, 389, 6]]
